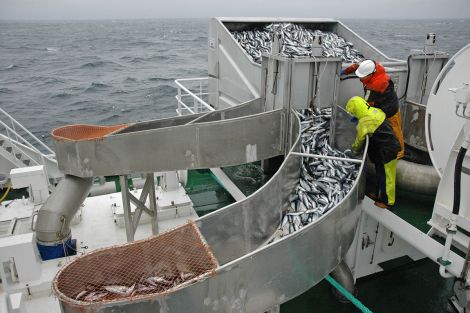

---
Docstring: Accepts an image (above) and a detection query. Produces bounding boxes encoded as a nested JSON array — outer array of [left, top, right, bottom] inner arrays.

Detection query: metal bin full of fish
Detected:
[[207, 17, 395, 109]]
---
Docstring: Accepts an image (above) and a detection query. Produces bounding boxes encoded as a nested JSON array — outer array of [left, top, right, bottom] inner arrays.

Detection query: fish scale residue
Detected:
[[231, 23, 364, 63], [272, 108, 360, 242]]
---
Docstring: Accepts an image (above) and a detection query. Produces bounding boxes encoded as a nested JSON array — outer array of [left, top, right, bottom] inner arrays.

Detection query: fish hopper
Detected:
[[37, 18, 371, 313]]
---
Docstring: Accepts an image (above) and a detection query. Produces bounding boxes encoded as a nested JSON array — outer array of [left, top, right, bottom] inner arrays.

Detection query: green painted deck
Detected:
[[185, 169, 235, 216], [282, 190, 455, 313], [281, 258, 454, 313]]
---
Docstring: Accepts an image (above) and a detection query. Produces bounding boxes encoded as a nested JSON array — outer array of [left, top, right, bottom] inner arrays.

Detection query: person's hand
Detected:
[[344, 149, 358, 158], [350, 117, 358, 125], [342, 63, 359, 76], [344, 149, 354, 159]]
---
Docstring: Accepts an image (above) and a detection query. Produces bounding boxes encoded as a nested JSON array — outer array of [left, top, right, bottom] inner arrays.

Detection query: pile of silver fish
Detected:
[[231, 23, 364, 63], [74, 272, 196, 302], [272, 108, 359, 241]]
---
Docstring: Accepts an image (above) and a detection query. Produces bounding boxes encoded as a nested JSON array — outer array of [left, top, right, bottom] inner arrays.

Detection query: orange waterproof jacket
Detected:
[[344, 61, 404, 159]]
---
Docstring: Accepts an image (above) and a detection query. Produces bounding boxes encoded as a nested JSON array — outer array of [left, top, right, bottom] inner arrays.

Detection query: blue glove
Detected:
[[340, 69, 345, 76], [350, 117, 358, 125]]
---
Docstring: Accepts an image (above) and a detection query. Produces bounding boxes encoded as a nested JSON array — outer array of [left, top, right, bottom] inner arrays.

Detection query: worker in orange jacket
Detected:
[[342, 60, 405, 159]]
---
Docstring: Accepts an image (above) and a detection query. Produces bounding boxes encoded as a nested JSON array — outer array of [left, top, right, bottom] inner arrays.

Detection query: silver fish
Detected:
[[84, 291, 108, 302], [272, 107, 359, 241], [104, 284, 135, 296], [180, 272, 195, 281], [232, 23, 364, 63], [147, 276, 172, 286], [75, 290, 89, 300]]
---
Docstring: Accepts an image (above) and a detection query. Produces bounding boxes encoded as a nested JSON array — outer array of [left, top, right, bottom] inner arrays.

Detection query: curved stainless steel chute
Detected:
[[47, 99, 367, 312], [37, 28, 369, 311]]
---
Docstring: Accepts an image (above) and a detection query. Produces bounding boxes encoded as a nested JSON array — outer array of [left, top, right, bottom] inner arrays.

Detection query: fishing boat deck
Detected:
[[282, 191, 455, 313], [0, 168, 451, 313], [187, 168, 453, 313], [0, 187, 197, 313]]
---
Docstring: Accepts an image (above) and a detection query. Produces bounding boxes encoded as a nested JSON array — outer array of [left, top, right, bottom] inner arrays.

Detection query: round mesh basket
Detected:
[[53, 221, 218, 309], [52, 124, 129, 141]]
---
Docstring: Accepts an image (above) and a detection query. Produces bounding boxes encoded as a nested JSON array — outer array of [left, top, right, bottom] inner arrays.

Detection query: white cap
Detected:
[[355, 60, 376, 78]]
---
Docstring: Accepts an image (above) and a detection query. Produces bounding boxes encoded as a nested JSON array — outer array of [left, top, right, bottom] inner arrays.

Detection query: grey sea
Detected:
[[0, 18, 469, 146]]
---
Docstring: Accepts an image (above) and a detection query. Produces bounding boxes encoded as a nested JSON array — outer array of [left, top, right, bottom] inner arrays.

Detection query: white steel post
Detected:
[[147, 173, 158, 235], [119, 175, 134, 242], [177, 87, 182, 115]]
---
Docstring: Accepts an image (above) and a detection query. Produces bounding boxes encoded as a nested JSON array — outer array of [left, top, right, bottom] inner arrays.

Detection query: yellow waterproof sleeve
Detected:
[[351, 116, 383, 152]]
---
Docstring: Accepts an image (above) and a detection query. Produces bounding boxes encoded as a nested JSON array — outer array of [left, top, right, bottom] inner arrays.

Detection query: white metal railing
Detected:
[[174, 77, 214, 116], [0, 108, 56, 177]]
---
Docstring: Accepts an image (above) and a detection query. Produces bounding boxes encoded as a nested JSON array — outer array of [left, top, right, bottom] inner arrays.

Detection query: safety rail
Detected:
[[0, 108, 57, 181], [174, 77, 214, 116], [0, 108, 55, 156]]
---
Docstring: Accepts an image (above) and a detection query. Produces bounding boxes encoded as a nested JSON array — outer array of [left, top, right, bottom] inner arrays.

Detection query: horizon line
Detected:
[[1, 16, 470, 22]]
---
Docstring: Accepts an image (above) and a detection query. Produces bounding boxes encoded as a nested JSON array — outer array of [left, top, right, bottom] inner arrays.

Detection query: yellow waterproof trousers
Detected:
[[375, 159, 398, 206]]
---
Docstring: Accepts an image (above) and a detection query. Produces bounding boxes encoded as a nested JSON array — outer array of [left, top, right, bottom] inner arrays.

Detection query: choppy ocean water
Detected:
[[0, 18, 469, 146]]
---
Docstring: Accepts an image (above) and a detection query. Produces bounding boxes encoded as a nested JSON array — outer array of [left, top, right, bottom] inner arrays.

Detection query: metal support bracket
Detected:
[[119, 174, 158, 242]]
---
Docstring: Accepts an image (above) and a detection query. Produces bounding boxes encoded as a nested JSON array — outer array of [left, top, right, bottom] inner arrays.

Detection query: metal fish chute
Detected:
[[272, 108, 359, 241], [231, 23, 365, 63]]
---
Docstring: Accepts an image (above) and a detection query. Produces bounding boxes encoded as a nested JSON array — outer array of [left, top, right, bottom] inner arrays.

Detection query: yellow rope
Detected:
[[0, 181, 12, 204]]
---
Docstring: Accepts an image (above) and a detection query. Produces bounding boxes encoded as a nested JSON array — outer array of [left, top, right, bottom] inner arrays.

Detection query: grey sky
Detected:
[[1, 0, 469, 20]]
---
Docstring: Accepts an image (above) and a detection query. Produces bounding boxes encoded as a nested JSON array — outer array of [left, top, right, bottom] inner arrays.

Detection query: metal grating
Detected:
[[51, 124, 129, 142], [53, 221, 218, 308]]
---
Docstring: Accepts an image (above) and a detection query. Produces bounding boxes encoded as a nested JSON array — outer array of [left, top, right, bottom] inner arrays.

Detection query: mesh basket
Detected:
[[52, 124, 129, 142], [53, 221, 218, 308]]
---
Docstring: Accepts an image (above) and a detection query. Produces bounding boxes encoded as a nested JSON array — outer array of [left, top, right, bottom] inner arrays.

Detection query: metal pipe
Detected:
[[459, 238, 470, 282], [88, 182, 117, 196], [330, 260, 356, 300], [325, 275, 372, 313], [291, 152, 362, 164], [342, 61, 407, 68], [370, 159, 440, 195], [175, 77, 208, 82], [35, 175, 93, 244], [88, 178, 146, 197], [439, 215, 456, 278]]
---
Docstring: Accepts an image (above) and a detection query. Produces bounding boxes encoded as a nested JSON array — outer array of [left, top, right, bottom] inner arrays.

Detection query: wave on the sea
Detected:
[[85, 82, 111, 92], [146, 84, 177, 98], [0, 87, 14, 94], [51, 91, 74, 99], [147, 76, 174, 82], [99, 114, 121, 123], [1, 64, 19, 71], [119, 55, 170, 63], [123, 76, 137, 83], [79, 60, 123, 69]]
